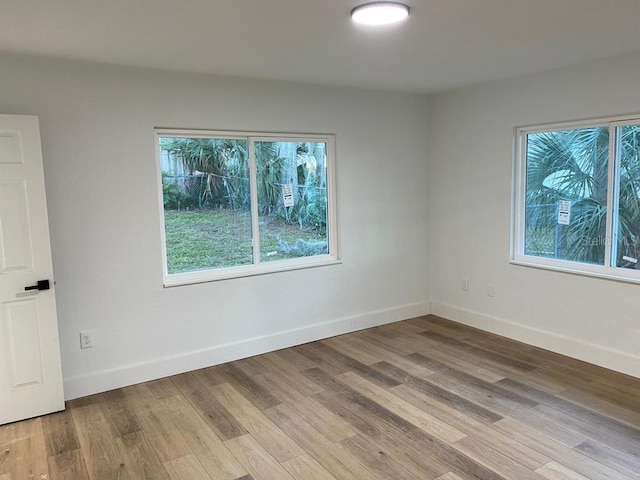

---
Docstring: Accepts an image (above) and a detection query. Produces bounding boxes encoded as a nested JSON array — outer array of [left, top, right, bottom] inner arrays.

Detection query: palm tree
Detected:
[[160, 137, 249, 208], [525, 125, 640, 268], [616, 125, 640, 267]]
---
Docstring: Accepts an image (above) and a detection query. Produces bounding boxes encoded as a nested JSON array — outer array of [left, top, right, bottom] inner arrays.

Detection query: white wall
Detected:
[[428, 53, 640, 378], [0, 54, 430, 399]]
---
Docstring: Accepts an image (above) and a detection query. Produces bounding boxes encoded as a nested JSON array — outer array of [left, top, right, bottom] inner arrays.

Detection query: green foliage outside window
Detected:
[[524, 124, 640, 269]]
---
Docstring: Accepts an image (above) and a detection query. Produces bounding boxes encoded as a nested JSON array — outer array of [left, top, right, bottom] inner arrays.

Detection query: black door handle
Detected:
[[25, 280, 50, 291]]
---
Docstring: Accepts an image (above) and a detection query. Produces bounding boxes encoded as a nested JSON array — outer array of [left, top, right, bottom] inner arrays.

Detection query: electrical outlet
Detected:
[[461, 278, 469, 291], [80, 331, 94, 349], [486, 284, 495, 297]]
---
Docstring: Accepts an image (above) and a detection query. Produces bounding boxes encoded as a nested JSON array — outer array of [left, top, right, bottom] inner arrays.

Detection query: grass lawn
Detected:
[[164, 209, 327, 274]]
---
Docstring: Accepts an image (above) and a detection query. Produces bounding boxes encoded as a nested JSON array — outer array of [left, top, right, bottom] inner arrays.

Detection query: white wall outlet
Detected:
[[80, 331, 94, 349], [461, 278, 469, 291], [486, 284, 495, 297]]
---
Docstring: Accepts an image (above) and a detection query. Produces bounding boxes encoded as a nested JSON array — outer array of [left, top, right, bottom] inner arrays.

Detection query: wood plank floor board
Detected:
[[281, 453, 337, 480], [163, 453, 212, 480], [574, 439, 640, 479], [99, 389, 142, 439], [427, 341, 568, 394], [41, 409, 81, 457], [566, 379, 640, 414], [325, 334, 442, 379], [248, 353, 324, 397], [434, 473, 467, 480], [170, 371, 248, 441], [451, 436, 548, 480], [407, 345, 506, 384], [229, 357, 270, 378], [159, 394, 247, 480], [46, 448, 89, 480], [304, 368, 418, 435], [214, 363, 282, 411], [449, 423, 551, 470], [432, 324, 552, 371], [295, 343, 354, 376], [339, 434, 432, 480], [116, 431, 170, 480], [121, 387, 192, 464], [270, 347, 322, 372], [338, 371, 467, 444], [144, 377, 181, 400], [389, 383, 490, 437], [369, 320, 428, 337], [264, 403, 382, 480], [509, 407, 590, 448], [558, 387, 640, 428], [402, 428, 509, 480], [322, 335, 390, 366], [251, 369, 313, 405], [498, 376, 640, 438], [328, 406, 451, 479], [357, 329, 442, 356], [209, 382, 305, 463], [535, 461, 592, 480], [492, 417, 634, 480], [196, 365, 228, 386], [407, 352, 538, 408], [311, 389, 388, 440], [70, 403, 129, 480], [306, 369, 502, 480], [532, 404, 640, 458], [5, 419, 49, 480], [2, 315, 638, 480], [252, 370, 357, 442], [419, 330, 537, 372], [424, 372, 534, 417], [313, 342, 402, 389], [224, 434, 296, 480], [372, 361, 504, 423]]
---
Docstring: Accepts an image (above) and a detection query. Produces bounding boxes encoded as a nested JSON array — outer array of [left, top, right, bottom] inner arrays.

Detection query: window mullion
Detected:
[[604, 124, 618, 267], [517, 132, 528, 256], [248, 137, 261, 265]]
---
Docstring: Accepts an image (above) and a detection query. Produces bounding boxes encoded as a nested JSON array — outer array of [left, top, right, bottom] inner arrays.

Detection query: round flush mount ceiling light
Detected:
[[351, 2, 410, 26]]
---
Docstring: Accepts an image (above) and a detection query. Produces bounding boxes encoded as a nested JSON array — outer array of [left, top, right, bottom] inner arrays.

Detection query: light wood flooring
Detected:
[[2, 315, 640, 479]]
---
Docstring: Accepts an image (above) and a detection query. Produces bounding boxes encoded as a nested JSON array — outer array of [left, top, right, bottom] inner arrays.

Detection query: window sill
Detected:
[[163, 256, 342, 287], [510, 257, 640, 285]]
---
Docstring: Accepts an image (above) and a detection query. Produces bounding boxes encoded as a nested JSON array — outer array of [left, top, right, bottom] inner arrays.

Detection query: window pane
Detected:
[[160, 137, 252, 274], [614, 125, 640, 270], [255, 141, 329, 262], [524, 127, 609, 265]]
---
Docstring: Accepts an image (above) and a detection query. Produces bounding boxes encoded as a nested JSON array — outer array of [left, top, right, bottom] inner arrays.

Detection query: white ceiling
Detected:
[[2, 0, 640, 94]]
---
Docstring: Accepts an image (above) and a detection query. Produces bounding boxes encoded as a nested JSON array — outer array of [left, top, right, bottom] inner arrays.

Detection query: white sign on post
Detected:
[[282, 184, 294, 207], [558, 200, 571, 225]]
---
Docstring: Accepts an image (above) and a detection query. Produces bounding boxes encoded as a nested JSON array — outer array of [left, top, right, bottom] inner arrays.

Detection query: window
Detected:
[[513, 115, 640, 283], [156, 129, 339, 286]]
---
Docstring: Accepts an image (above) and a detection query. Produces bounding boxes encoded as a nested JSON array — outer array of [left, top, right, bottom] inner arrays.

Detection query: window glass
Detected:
[[614, 125, 640, 270], [255, 141, 328, 263], [524, 127, 609, 265], [160, 137, 252, 273], [157, 130, 338, 285]]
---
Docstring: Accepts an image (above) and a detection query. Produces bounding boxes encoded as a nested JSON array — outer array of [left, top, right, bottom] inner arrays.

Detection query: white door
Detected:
[[0, 114, 64, 425]]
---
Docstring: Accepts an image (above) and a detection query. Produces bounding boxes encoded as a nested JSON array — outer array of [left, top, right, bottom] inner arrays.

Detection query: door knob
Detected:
[[24, 280, 50, 291]]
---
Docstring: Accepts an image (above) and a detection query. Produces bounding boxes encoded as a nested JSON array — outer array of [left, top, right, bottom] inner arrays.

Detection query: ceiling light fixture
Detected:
[[351, 2, 410, 26]]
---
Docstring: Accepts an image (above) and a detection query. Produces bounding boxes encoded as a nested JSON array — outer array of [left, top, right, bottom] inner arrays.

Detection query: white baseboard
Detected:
[[430, 301, 640, 379], [63, 301, 431, 400]]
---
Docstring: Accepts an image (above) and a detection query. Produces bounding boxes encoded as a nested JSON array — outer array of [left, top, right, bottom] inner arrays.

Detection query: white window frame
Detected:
[[511, 113, 640, 284], [156, 128, 340, 287]]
